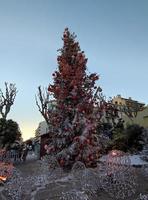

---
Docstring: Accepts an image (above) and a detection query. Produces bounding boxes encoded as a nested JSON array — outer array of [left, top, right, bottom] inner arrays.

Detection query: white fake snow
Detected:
[[100, 154, 148, 166]]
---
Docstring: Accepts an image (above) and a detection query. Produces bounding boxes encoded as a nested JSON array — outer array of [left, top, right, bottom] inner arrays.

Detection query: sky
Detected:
[[0, 0, 148, 140]]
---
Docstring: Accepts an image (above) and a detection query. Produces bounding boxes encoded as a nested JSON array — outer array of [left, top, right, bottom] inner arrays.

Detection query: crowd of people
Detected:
[[0, 139, 41, 163], [8, 143, 32, 162]]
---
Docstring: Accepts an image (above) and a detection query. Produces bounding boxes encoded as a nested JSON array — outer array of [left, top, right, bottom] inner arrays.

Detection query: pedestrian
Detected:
[[21, 144, 28, 162]]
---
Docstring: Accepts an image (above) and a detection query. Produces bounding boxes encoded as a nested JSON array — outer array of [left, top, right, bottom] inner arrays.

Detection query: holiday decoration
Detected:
[[37, 28, 104, 169], [0, 162, 14, 181], [102, 150, 137, 199]]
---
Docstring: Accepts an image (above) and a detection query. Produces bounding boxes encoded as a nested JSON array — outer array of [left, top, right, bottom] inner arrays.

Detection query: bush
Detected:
[[125, 124, 144, 151], [0, 118, 21, 148], [107, 124, 144, 152]]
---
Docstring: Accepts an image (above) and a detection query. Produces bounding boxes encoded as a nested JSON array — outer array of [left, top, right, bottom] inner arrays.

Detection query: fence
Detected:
[[0, 149, 21, 163]]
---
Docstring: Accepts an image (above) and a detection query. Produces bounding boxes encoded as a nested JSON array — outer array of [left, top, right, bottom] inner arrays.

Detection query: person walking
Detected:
[[21, 144, 28, 162]]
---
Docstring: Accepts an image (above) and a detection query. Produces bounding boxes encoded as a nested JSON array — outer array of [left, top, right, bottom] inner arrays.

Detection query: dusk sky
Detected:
[[0, 0, 148, 140]]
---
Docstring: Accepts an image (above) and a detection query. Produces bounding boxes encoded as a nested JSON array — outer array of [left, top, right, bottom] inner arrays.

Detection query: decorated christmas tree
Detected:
[[44, 28, 103, 169]]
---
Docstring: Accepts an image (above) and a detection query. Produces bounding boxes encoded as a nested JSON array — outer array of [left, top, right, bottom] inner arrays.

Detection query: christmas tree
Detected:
[[46, 28, 102, 169]]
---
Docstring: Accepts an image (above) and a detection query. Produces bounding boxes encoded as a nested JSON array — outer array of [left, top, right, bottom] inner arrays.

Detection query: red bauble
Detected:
[[55, 87, 60, 94], [60, 159, 64, 166], [52, 147, 55, 152], [89, 155, 94, 161], [95, 153, 99, 158], [48, 86, 53, 92], [74, 137, 79, 142], [87, 139, 91, 144], [83, 139, 88, 145], [72, 96, 77, 100]]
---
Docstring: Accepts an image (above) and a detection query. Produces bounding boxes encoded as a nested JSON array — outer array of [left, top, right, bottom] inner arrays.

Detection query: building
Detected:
[[35, 100, 57, 158], [112, 95, 147, 128], [113, 95, 145, 112], [35, 121, 49, 158], [35, 121, 49, 139], [133, 106, 148, 128]]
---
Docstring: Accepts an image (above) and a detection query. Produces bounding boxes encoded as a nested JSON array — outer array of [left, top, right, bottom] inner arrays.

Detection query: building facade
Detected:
[[112, 95, 148, 128]]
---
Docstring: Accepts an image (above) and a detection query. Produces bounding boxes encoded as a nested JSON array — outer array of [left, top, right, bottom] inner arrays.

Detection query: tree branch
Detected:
[[0, 82, 17, 119], [35, 86, 50, 125]]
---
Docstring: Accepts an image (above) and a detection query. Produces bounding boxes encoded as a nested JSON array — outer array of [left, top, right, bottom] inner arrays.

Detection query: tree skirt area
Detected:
[[0, 156, 148, 200]]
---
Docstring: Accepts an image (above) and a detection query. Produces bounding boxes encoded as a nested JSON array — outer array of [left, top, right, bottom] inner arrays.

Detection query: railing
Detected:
[[0, 149, 21, 163]]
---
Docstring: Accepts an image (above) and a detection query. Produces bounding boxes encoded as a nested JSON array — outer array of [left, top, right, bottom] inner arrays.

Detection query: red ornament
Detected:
[[74, 137, 80, 142], [83, 139, 88, 145], [48, 86, 53, 92], [89, 155, 94, 161], [87, 139, 91, 144], [72, 96, 77, 100], [60, 159, 64, 166], [55, 87, 60, 95]]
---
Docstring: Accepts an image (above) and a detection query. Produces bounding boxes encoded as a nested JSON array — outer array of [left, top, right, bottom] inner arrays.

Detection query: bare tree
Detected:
[[0, 82, 17, 119], [35, 86, 50, 125]]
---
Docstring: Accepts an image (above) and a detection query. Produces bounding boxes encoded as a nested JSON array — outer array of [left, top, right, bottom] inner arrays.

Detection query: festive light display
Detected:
[[102, 150, 137, 200], [0, 162, 14, 181], [106, 150, 131, 174], [0, 28, 143, 199], [44, 28, 103, 169]]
